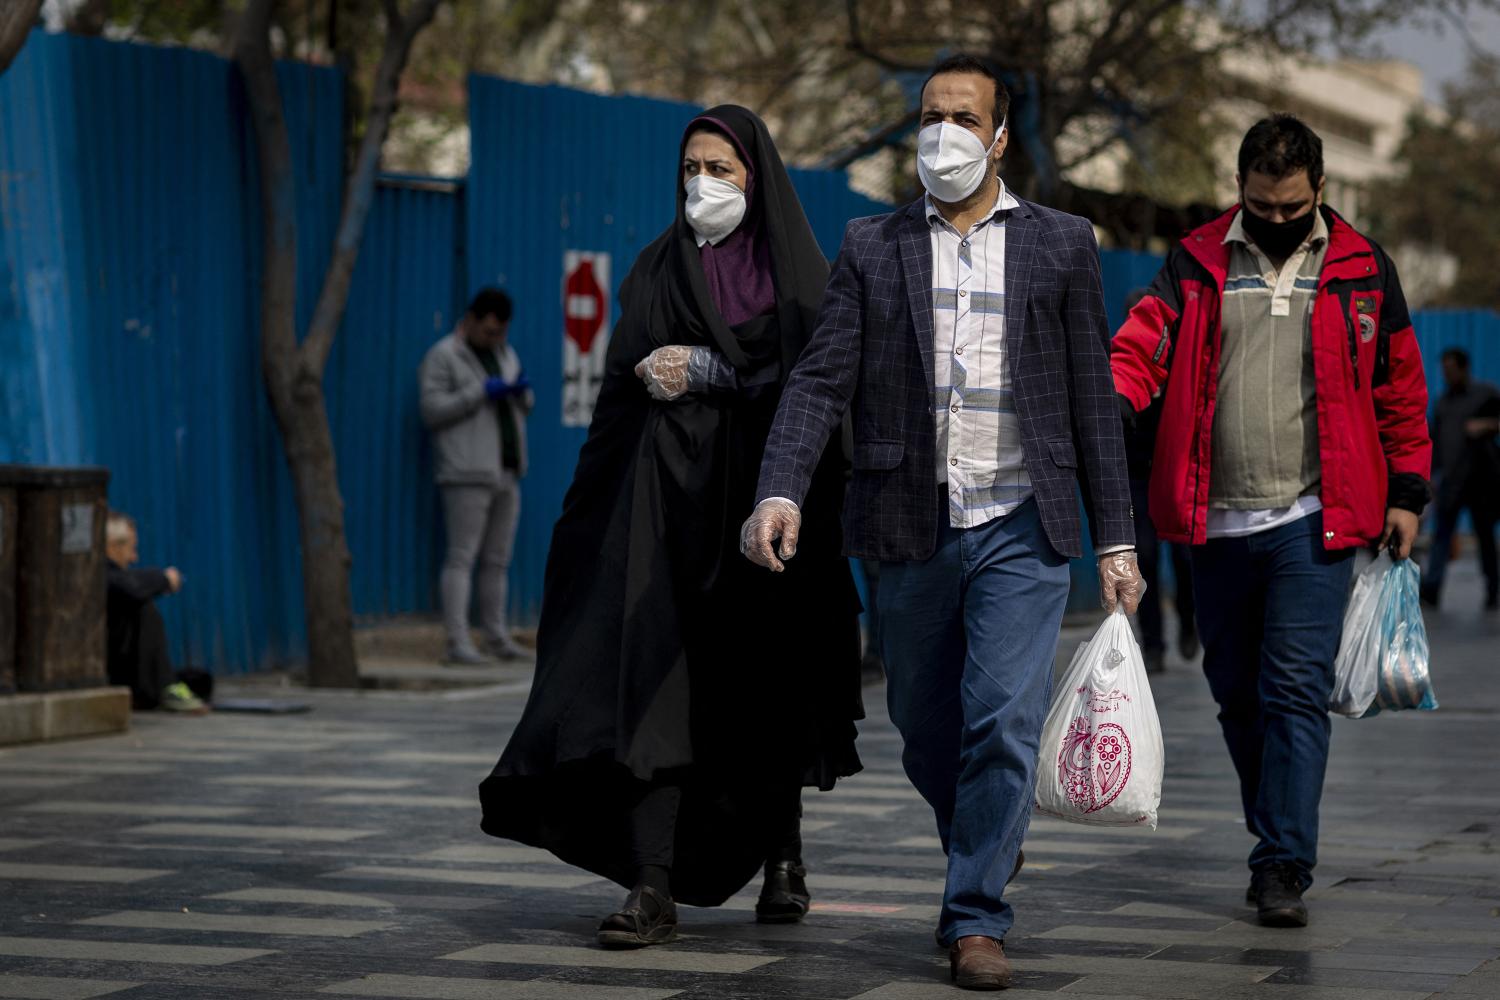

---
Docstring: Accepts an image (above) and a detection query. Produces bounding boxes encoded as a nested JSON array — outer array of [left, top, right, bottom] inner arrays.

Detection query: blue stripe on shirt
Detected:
[[934, 288, 1006, 314]]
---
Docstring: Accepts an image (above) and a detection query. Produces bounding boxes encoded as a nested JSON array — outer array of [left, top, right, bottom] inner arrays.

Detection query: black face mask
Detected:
[[1239, 203, 1317, 259]]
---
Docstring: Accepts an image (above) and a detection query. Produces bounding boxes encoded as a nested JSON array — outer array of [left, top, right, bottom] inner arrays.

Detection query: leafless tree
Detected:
[[233, 0, 440, 687]]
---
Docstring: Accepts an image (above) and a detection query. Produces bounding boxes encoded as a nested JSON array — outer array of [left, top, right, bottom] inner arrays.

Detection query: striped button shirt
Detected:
[[927, 185, 1030, 529]]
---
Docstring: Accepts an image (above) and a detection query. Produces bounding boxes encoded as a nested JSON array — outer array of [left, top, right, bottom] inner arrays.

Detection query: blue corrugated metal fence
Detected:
[[0, 32, 462, 670], [4, 32, 1496, 669]]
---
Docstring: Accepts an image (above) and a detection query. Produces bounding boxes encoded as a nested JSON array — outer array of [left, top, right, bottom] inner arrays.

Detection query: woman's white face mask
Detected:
[[684, 175, 747, 246], [916, 121, 1003, 204]]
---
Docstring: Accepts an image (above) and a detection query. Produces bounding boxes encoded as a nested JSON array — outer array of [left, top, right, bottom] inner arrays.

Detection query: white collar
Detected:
[[924, 180, 1019, 230]]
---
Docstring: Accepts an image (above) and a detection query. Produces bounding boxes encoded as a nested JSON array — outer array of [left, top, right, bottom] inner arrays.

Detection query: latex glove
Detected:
[[511, 373, 532, 395], [740, 498, 802, 573], [635, 346, 693, 400], [1377, 508, 1419, 561], [483, 376, 507, 400], [1099, 550, 1146, 615]]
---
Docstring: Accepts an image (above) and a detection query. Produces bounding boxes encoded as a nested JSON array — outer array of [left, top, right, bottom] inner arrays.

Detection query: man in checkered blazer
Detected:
[[743, 56, 1142, 991]]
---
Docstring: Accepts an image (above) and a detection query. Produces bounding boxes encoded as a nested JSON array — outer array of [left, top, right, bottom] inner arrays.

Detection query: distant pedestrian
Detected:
[[744, 56, 1143, 991], [419, 288, 532, 664], [1118, 288, 1197, 674], [479, 106, 864, 950], [1421, 347, 1500, 610], [105, 512, 207, 713], [1113, 114, 1431, 928]]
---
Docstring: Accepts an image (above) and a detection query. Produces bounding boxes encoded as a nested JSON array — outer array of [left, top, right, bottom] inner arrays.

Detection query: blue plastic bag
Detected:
[[1366, 556, 1437, 716], [1330, 553, 1437, 718]]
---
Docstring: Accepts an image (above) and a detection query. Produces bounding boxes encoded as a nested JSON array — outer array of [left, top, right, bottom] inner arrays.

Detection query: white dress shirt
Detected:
[[927, 185, 1031, 529]]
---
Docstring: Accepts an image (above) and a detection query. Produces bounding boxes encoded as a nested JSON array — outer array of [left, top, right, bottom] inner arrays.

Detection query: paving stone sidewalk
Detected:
[[1, 566, 1498, 999]]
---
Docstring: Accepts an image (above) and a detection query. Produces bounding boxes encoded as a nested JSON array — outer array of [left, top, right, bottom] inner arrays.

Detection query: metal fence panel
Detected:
[[8, 33, 1492, 667], [0, 31, 457, 672], [328, 182, 463, 620]]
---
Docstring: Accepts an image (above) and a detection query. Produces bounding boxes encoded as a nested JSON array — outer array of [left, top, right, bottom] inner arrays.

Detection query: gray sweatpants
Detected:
[[440, 475, 521, 653]]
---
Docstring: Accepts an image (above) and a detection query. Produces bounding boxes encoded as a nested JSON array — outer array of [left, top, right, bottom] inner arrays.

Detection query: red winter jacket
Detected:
[[1111, 206, 1431, 549]]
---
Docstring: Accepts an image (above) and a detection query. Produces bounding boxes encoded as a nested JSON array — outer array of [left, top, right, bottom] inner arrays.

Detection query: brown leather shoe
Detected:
[[949, 936, 1011, 990]]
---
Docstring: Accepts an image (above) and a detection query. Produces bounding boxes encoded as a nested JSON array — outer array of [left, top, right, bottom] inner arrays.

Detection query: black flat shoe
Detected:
[[755, 860, 810, 924], [597, 885, 678, 948], [1248, 863, 1308, 927]]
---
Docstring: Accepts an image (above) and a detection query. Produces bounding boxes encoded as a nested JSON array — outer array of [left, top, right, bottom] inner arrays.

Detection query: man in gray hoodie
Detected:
[[419, 288, 533, 663]]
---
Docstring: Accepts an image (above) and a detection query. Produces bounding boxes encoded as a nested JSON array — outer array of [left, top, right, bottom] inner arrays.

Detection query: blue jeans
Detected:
[[878, 499, 1070, 944], [1189, 511, 1354, 885]]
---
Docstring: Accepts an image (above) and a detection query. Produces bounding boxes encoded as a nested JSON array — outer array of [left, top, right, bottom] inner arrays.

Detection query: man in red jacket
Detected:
[[1112, 114, 1431, 928]]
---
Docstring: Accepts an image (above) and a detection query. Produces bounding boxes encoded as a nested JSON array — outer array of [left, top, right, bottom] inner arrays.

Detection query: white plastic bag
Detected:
[[1035, 609, 1164, 829], [1330, 554, 1386, 717], [1330, 552, 1438, 718]]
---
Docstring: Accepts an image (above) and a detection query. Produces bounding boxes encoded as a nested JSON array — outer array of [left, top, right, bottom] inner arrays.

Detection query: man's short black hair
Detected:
[[1238, 113, 1324, 191], [1442, 347, 1471, 369], [467, 287, 513, 323], [922, 54, 1010, 134]]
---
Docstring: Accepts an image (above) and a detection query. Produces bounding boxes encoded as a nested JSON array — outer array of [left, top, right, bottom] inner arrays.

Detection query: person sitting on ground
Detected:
[[105, 511, 207, 713]]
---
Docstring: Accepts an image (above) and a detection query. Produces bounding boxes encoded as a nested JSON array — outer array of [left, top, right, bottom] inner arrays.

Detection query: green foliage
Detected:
[[1369, 56, 1500, 309]]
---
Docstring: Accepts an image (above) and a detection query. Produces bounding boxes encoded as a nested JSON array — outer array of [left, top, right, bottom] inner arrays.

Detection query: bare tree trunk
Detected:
[[234, 0, 438, 687], [0, 0, 43, 76], [280, 392, 359, 688], [234, 0, 357, 688]]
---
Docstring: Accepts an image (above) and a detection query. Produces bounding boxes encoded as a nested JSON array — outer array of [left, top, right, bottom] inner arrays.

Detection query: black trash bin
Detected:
[[0, 465, 111, 692]]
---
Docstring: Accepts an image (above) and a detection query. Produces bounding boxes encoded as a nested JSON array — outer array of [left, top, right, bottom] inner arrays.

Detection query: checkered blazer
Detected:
[[757, 195, 1134, 561]]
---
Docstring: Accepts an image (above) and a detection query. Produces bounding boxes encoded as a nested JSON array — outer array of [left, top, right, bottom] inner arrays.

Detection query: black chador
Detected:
[[479, 106, 863, 921]]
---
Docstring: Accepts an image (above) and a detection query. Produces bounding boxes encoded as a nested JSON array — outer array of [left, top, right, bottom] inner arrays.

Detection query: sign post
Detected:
[[562, 251, 610, 428]]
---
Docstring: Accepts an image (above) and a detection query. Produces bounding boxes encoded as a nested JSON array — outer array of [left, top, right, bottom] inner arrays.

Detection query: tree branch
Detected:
[[822, 108, 920, 169], [0, 0, 43, 77], [233, 0, 301, 399], [1057, 128, 1129, 174], [843, 0, 932, 74], [297, 0, 441, 380]]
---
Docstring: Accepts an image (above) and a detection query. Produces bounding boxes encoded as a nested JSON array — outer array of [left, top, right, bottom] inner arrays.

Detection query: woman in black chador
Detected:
[[478, 106, 864, 948]]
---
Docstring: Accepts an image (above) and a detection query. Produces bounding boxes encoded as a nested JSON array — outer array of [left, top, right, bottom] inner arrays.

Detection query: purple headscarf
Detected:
[[687, 116, 776, 328]]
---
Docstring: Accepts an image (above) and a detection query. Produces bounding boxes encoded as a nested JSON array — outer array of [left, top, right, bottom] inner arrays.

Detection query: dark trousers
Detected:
[[628, 779, 803, 873], [1424, 485, 1499, 600], [1130, 475, 1195, 653], [1190, 511, 1354, 884], [106, 600, 176, 711]]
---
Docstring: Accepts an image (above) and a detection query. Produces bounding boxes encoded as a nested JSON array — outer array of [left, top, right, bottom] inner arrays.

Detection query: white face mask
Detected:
[[684, 174, 747, 246], [916, 121, 1003, 204]]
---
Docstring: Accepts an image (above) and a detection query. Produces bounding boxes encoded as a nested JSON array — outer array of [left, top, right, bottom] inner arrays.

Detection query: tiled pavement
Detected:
[[2, 569, 1499, 999]]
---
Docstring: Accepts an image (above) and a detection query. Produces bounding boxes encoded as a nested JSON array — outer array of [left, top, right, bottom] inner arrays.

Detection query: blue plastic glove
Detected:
[[511, 373, 532, 395], [483, 376, 507, 400]]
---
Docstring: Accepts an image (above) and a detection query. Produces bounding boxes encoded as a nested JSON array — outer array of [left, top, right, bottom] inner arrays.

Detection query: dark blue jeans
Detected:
[[878, 499, 1071, 944], [1189, 511, 1354, 885]]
